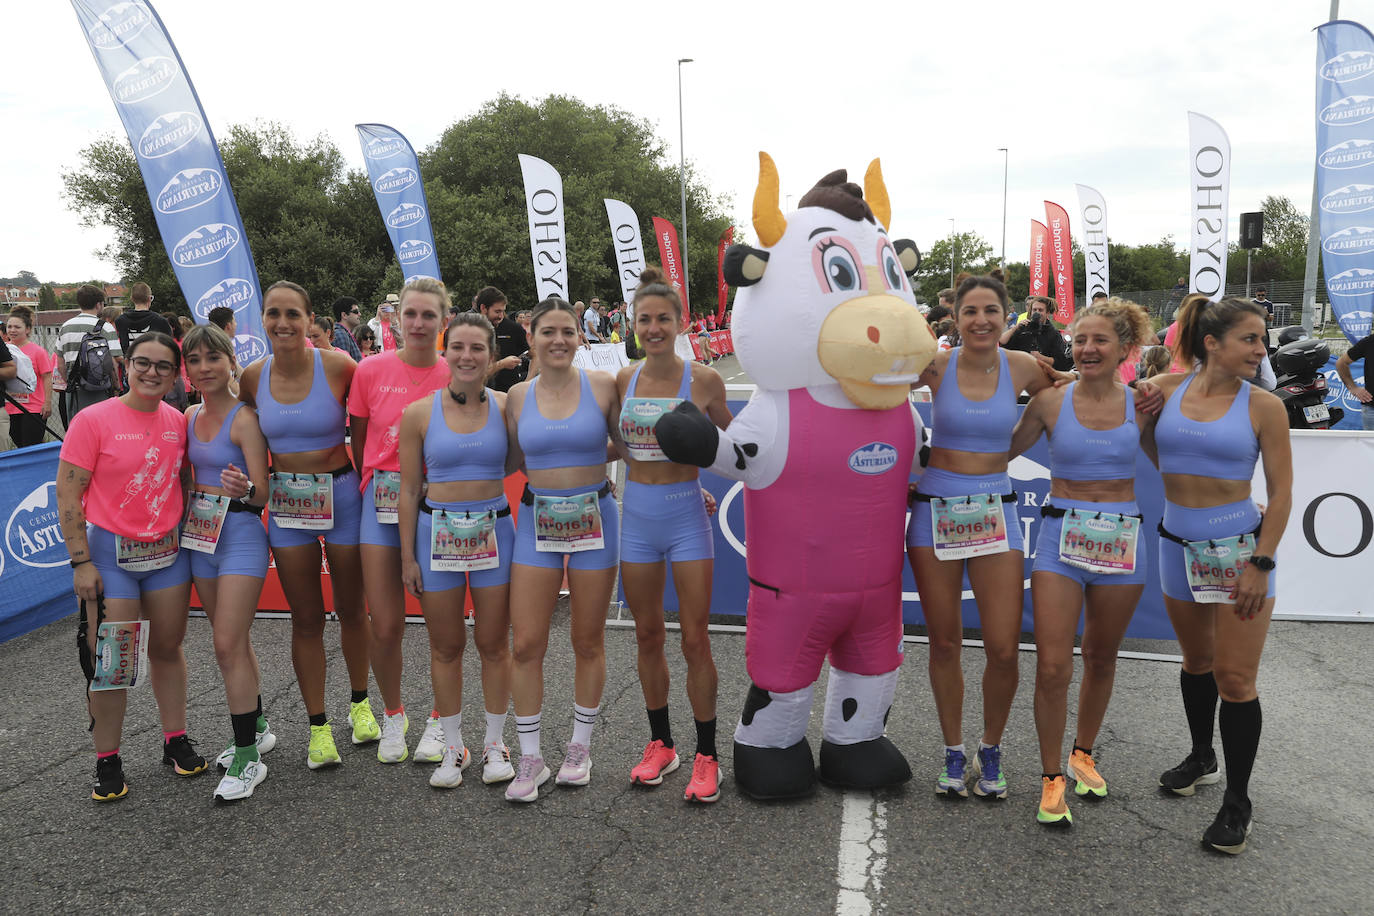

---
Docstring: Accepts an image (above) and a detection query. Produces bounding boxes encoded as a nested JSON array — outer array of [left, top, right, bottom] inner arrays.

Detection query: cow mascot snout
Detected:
[[658, 153, 935, 799]]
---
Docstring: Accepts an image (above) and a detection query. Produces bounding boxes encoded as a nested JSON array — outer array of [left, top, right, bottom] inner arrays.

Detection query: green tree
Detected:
[[38, 284, 57, 310], [913, 231, 995, 303]]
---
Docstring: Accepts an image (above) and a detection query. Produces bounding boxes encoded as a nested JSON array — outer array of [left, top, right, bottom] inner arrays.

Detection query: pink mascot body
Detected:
[[658, 153, 935, 798]]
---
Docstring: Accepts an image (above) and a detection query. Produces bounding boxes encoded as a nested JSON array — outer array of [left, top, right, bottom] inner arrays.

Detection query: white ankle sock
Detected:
[[439, 713, 462, 752], [946, 743, 966, 755], [515, 713, 541, 758], [571, 703, 600, 747], [484, 711, 506, 747]]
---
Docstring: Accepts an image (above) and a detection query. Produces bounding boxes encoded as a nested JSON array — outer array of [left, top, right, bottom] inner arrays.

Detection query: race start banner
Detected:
[[651, 217, 690, 319], [1030, 219, 1049, 298], [1188, 111, 1230, 302], [716, 226, 734, 322], [1043, 202, 1075, 323], [1315, 20, 1374, 342], [519, 155, 568, 301], [71, 0, 266, 368], [604, 198, 646, 317], [1076, 184, 1109, 299], [355, 123, 441, 283]]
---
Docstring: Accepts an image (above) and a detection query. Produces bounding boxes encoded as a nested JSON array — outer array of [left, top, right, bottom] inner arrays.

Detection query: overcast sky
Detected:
[[4, 0, 1369, 284]]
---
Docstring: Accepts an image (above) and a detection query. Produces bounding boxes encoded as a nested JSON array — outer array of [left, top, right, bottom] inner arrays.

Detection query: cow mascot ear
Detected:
[[723, 245, 769, 287], [893, 239, 921, 277]]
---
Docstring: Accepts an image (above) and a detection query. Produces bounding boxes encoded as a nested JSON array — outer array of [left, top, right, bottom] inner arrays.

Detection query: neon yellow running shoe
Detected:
[[349, 699, 381, 745], [1037, 775, 1072, 827], [307, 724, 341, 770]]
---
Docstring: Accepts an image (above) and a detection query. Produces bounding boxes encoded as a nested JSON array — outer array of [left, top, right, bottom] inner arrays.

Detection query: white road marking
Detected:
[[835, 792, 887, 915]]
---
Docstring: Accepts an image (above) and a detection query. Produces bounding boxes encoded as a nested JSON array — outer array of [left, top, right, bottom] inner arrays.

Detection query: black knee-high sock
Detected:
[[695, 718, 718, 759], [1219, 698, 1262, 807], [647, 706, 673, 748], [1180, 669, 1219, 755]]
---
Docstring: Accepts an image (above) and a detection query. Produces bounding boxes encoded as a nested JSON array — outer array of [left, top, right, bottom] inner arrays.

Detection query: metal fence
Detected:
[[1108, 279, 1338, 336]]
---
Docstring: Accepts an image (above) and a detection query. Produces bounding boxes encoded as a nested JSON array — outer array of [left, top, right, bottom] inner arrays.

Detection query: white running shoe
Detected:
[[429, 745, 472, 788], [482, 742, 516, 784], [213, 759, 267, 801], [556, 742, 592, 786], [215, 722, 278, 769], [414, 717, 445, 764], [377, 711, 409, 763]]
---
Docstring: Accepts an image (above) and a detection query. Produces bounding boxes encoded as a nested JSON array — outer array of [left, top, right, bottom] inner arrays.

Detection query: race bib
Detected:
[[429, 510, 499, 572], [90, 620, 150, 691], [269, 472, 334, 530], [1057, 510, 1139, 575], [373, 471, 401, 524], [180, 493, 229, 555], [1183, 533, 1255, 604], [620, 397, 682, 462], [931, 494, 1009, 560], [115, 531, 179, 572], [534, 492, 604, 553]]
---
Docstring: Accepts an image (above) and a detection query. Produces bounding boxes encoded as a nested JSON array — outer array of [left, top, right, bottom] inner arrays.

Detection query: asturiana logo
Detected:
[[1321, 50, 1374, 83], [137, 111, 203, 160], [1319, 139, 1374, 170], [1320, 95, 1374, 126], [1323, 226, 1374, 256], [88, 1, 152, 50], [374, 167, 418, 194], [172, 223, 241, 268], [1320, 183, 1374, 214], [847, 441, 898, 475], [1326, 267, 1374, 298], [386, 203, 426, 229], [156, 167, 223, 215], [6, 482, 67, 569], [397, 239, 433, 265], [1338, 310, 1374, 338], [194, 278, 256, 320], [113, 56, 177, 105], [364, 135, 406, 160], [235, 334, 268, 366]]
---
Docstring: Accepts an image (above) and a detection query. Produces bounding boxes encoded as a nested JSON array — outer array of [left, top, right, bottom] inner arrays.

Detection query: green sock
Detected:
[[256, 714, 269, 733], [228, 744, 259, 776]]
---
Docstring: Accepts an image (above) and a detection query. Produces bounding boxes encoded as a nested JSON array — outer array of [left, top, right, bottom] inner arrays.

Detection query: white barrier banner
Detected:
[[1188, 111, 1230, 301], [1076, 184, 1109, 299], [604, 198, 646, 316], [518, 154, 567, 301], [572, 342, 629, 373], [1260, 430, 1374, 619]]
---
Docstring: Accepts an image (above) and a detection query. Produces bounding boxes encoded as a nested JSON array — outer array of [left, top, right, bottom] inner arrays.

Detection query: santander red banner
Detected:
[[652, 216, 690, 323], [1030, 219, 1049, 298], [1043, 201, 1075, 324], [716, 226, 733, 322]]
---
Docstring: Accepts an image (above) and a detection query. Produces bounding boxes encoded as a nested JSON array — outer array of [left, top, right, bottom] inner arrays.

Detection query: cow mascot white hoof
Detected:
[[658, 153, 934, 800]]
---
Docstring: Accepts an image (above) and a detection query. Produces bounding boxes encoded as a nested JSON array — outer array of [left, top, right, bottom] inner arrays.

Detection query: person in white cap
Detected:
[[368, 294, 402, 352]]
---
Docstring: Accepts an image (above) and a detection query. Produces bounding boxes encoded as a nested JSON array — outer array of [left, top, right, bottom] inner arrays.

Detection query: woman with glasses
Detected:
[[58, 332, 206, 801], [354, 325, 379, 359]]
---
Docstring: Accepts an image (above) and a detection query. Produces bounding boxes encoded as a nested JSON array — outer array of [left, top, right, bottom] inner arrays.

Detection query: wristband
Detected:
[[70, 558, 92, 568]]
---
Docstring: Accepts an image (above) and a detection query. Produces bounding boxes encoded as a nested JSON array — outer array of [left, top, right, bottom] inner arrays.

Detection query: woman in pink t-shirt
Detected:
[[5, 306, 55, 447], [348, 278, 451, 764], [57, 332, 205, 802]]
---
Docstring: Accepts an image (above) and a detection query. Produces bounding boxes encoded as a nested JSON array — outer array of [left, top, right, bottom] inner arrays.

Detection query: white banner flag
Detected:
[[1188, 112, 1230, 302], [604, 198, 646, 317], [518, 154, 568, 301], [1075, 184, 1109, 300]]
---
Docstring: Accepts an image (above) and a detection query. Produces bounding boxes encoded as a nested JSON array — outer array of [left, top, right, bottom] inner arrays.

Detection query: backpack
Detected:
[[72, 321, 116, 394], [4, 343, 36, 395]]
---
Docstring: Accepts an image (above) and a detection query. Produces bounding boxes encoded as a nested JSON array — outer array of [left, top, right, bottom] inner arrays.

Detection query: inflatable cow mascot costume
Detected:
[[658, 153, 935, 799]]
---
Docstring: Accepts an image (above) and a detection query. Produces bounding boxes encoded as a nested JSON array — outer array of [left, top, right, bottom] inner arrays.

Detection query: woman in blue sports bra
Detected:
[[1008, 298, 1157, 827], [909, 274, 1066, 802], [614, 268, 733, 803], [1138, 294, 1291, 855], [239, 281, 375, 771], [502, 297, 625, 803], [181, 324, 273, 802], [397, 312, 519, 789]]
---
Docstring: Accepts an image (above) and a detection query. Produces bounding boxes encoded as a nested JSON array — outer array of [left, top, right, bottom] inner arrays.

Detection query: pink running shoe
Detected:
[[684, 753, 720, 803], [504, 756, 549, 803], [555, 742, 592, 786], [630, 739, 681, 786]]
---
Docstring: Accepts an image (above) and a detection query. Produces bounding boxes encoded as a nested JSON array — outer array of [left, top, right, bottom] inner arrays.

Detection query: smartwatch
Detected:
[[1248, 554, 1276, 572]]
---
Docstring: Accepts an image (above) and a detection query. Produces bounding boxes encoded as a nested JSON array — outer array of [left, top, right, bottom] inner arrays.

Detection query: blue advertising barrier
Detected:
[[1323, 352, 1369, 429], [625, 398, 1175, 641], [0, 444, 75, 643]]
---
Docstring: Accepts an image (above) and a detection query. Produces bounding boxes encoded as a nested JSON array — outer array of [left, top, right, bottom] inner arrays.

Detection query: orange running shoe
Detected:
[[1068, 748, 1107, 798], [1036, 775, 1072, 826], [684, 753, 720, 803], [630, 739, 680, 786]]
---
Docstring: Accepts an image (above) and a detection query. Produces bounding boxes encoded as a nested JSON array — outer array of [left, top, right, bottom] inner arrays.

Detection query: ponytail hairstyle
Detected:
[[400, 276, 451, 314], [443, 310, 496, 353], [632, 266, 682, 321], [265, 280, 312, 312], [529, 296, 578, 333], [1172, 294, 1268, 367], [1071, 296, 1154, 363], [954, 274, 1009, 314]]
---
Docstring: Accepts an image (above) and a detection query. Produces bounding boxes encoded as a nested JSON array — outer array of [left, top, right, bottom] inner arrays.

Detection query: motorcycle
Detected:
[[1270, 331, 1344, 429]]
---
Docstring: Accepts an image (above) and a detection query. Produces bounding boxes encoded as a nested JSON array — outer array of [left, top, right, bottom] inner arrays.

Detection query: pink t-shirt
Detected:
[[5, 342, 53, 415], [60, 398, 187, 540], [347, 351, 448, 488]]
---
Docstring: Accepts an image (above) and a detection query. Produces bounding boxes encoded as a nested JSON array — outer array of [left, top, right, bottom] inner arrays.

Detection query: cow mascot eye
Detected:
[[879, 241, 905, 291], [813, 238, 865, 293]]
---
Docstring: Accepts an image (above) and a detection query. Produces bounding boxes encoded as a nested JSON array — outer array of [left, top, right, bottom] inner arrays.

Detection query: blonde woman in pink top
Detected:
[[349, 278, 453, 764], [57, 332, 206, 802]]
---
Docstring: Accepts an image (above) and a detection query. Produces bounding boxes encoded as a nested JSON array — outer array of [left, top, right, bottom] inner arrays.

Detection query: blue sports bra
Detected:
[[188, 402, 247, 485], [930, 348, 1018, 454], [618, 361, 692, 461], [423, 390, 506, 483], [518, 370, 609, 470], [1155, 374, 1259, 481], [1048, 383, 1138, 481], [255, 350, 346, 454]]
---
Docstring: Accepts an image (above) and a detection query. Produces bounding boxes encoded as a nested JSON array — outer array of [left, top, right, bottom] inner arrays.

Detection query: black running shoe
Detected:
[[162, 734, 207, 776], [1202, 799, 1253, 855], [92, 754, 128, 802], [1159, 749, 1220, 796]]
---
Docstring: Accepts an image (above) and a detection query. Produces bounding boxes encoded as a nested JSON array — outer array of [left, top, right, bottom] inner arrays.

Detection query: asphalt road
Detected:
[[2, 602, 1371, 915]]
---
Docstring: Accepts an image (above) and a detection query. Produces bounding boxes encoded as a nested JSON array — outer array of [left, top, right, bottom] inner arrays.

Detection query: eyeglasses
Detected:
[[350, 307, 361, 314], [130, 356, 177, 376]]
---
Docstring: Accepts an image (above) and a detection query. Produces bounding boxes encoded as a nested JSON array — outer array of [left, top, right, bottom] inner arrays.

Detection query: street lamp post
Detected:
[[678, 58, 693, 308], [949, 218, 956, 289], [998, 147, 1008, 273]]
